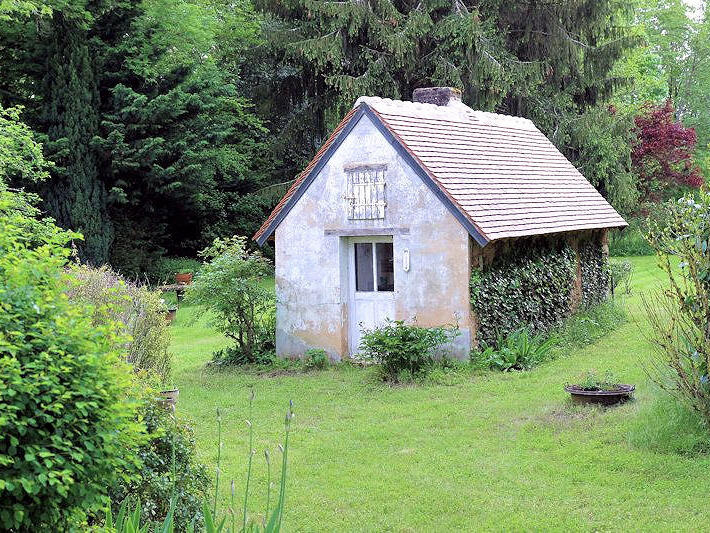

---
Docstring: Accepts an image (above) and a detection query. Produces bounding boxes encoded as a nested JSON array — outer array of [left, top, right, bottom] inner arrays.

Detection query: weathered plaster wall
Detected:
[[274, 114, 472, 360]]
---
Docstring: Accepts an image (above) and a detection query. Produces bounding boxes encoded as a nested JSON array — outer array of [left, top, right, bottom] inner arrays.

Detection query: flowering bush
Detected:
[[644, 193, 710, 424], [66, 264, 172, 383]]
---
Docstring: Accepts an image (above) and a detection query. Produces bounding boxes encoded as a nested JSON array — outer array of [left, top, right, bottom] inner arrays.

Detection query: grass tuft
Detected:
[[628, 393, 710, 456], [552, 300, 627, 351]]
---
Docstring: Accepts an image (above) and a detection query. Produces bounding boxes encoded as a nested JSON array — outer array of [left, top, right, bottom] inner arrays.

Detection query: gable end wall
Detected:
[[274, 114, 472, 360]]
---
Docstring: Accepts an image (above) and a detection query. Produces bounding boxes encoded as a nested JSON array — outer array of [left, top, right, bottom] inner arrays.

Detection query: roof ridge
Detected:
[[354, 96, 537, 131]]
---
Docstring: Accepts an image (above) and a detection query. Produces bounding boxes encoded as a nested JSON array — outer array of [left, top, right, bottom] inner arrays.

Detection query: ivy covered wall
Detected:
[[470, 232, 609, 347], [580, 239, 610, 307], [470, 242, 576, 346]]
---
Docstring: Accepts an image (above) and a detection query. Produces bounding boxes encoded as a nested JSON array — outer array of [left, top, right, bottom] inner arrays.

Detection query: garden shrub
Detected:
[[304, 348, 329, 370], [109, 395, 210, 530], [579, 239, 610, 307], [471, 328, 557, 371], [470, 243, 576, 346], [359, 319, 459, 382], [0, 190, 142, 530], [186, 236, 275, 365], [609, 258, 633, 296], [644, 193, 710, 425], [66, 264, 172, 383], [151, 256, 203, 284]]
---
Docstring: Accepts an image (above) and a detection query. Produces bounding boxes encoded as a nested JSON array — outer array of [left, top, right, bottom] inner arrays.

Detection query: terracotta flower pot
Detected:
[[564, 384, 635, 405], [175, 272, 193, 285], [160, 388, 179, 410], [164, 308, 177, 323]]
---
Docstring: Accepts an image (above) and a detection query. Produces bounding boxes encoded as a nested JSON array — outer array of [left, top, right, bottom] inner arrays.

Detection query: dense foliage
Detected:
[[632, 100, 703, 202], [470, 242, 576, 346], [645, 193, 710, 425], [109, 397, 210, 530], [187, 236, 275, 364], [38, 11, 114, 265], [359, 319, 459, 382], [0, 0, 272, 272], [579, 239, 611, 307], [1, 1, 709, 271], [257, 0, 635, 171], [65, 264, 173, 383], [0, 121, 142, 528]]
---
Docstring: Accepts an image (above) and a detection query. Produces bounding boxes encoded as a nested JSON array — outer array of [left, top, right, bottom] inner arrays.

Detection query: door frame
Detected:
[[347, 235, 395, 356]]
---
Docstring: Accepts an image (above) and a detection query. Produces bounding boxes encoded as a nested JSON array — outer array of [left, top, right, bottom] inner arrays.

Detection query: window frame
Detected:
[[351, 236, 394, 294], [344, 164, 387, 220]]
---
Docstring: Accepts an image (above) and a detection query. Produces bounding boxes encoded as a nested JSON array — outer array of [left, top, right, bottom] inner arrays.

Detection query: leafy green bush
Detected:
[[609, 258, 633, 296], [66, 264, 173, 383], [109, 396, 209, 530], [472, 328, 557, 371], [151, 256, 203, 284], [470, 243, 576, 346], [186, 236, 275, 366], [304, 348, 329, 370], [359, 319, 459, 382], [0, 190, 142, 530], [644, 193, 710, 424]]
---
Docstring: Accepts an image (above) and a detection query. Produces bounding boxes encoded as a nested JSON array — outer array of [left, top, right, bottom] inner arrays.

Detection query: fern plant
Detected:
[[474, 328, 558, 371]]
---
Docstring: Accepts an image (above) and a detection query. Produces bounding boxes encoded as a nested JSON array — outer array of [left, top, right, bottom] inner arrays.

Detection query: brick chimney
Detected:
[[412, 87, 462, 106]]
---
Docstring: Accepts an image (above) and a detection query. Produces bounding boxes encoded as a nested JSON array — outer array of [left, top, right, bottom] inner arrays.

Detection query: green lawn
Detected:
[[170, 256, 710, 531]]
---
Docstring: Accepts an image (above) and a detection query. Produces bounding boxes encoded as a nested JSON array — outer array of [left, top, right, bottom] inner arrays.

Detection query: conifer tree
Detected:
[[40, 11, 113, 264], [254, 0, 639, 203]]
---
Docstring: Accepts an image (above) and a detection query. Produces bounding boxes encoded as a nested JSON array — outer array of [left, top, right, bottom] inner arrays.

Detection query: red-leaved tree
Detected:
[[632, 100, 703, 202]]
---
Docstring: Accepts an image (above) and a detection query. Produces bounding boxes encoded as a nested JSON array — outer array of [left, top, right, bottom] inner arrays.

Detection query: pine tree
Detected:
[[92, 0, 270, 274], [40, 11, 113, 265], [254, 0, 639, 203]]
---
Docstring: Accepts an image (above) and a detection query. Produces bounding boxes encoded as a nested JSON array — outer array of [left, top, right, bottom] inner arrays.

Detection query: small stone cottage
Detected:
[[254, 87, 627, 360]]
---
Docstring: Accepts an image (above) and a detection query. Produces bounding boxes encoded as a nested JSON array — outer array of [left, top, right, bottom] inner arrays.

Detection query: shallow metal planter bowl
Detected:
[[564, 384, 635, 405]]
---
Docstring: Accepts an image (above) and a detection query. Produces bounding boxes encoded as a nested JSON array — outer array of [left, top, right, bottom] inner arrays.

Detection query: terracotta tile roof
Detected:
[[254, 97, 626, 245]]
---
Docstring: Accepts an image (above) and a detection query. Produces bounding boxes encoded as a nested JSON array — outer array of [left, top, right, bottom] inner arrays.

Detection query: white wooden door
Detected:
[[348, 237, 395, 356]]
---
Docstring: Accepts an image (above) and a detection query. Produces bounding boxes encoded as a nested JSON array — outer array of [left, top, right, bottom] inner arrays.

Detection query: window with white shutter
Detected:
[[344, 164, 386, 220]]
